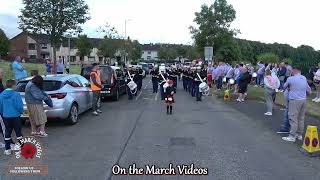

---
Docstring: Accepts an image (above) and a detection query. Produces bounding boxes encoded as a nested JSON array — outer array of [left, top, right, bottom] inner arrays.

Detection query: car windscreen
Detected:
[[81, 66, 113, 84], [16, 80, 63, 92]]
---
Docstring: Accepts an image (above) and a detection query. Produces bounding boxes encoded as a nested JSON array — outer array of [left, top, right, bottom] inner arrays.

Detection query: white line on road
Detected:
[[155, 91, 159, 101], [135, 91, 142, 100]]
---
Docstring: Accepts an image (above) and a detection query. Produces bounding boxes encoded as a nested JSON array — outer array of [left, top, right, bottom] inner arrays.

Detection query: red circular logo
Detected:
[[312, 138, 318, 148], [305, 137, 310, 146], [21, 143, 37, 159]]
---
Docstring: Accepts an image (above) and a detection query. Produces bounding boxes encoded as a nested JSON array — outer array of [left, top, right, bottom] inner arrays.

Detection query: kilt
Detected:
[[165, 96, 175, 103]]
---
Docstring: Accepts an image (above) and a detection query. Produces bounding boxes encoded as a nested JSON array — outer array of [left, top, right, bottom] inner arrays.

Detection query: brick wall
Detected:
[[9, 32, 28, 60]]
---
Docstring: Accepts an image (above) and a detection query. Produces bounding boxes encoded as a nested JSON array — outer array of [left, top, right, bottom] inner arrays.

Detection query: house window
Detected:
[[148, 51, 151, 54], [88, 57, 95, 62], [41, 43, 48, 49], [28, 43, 36, 50], [29, 55, 36, 59], [147, 56, 151, 60], [70, 56, 76, 62]]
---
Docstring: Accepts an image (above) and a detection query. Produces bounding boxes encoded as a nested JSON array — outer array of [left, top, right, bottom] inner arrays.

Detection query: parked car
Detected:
[[138, 63, 150, 74], [16, 74, 95, 125], [81, 65, 126, 101]]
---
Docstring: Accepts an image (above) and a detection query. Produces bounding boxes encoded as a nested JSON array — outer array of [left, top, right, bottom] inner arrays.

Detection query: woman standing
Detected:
[[263, 70, 280, 116], [25, 75, 52, 137]]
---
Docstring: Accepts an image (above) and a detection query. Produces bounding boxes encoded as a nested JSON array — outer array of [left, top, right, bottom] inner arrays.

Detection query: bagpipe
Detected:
[[159, 71, 169, 92], [196, 73, 210, 96], [127, 71, 137, 94]]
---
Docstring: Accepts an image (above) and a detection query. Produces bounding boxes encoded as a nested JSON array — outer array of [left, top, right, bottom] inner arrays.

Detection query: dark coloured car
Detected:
[[81, 65, 127, 101]]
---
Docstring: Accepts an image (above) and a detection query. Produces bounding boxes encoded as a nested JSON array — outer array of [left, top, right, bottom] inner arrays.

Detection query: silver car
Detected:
[[16, 74, 96, 125]]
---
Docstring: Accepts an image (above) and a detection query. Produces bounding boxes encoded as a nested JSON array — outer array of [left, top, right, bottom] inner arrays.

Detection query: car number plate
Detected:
[[101, 91, 111, 94]]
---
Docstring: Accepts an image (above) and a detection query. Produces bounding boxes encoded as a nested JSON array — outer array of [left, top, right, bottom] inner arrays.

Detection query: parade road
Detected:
[[0, 76, 320, 180]]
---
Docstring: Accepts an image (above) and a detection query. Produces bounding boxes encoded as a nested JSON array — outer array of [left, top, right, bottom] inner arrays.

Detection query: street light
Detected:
[[124, 19, 132, 64]]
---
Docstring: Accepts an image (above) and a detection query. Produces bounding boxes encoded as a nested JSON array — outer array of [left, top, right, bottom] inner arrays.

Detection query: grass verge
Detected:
[[212, 86, 320, 118]]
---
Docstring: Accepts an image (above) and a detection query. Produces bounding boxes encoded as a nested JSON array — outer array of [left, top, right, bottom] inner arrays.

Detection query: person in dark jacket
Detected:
[[0, 80, 24, 155], [237, 66, 252, 102], [277, 62, 287, 91], [0, 68, 5, 148], [150, 67, 159, 93]]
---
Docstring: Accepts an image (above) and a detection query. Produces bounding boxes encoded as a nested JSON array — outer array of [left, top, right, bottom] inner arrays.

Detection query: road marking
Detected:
[[135, 91, 142, 100], [155, 91, 159, 101]]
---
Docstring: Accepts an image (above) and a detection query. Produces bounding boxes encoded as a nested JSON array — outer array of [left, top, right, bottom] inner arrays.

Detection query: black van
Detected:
[[81, 65, 127, 101]]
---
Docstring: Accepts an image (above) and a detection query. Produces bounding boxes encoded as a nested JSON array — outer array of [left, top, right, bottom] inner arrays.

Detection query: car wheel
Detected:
[[113, 89, 120, 101], [66, 103, 78, 125]]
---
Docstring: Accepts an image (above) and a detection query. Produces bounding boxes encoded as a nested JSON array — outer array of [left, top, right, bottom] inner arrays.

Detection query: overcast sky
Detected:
[[0, 0, 319, 50]]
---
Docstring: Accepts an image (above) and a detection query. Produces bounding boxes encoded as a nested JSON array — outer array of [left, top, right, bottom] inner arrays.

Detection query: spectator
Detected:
[[25, 75, 52, 137], [0, 80, 24, 155], [57, 59, 64, 74], [66, 61, 70, 74], [90, 63, 103, 116], [45, 59, 52, 74], [256, 61, 265, 86], [312, 63, 320, 102], [12, 56, 27, 81], [285, 62, 292, 81], [0, 68, 5, 148], [277, 62, 287, 91], [277, 89, 290, 134], [263, 70, 280, 116], [237, 66, 252, 102], [282, 67, 311, 142], [216, 62, 224, 90]]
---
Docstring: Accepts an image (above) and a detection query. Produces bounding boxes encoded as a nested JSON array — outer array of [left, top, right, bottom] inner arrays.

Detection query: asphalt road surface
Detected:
[[1, 76, 320, 180]]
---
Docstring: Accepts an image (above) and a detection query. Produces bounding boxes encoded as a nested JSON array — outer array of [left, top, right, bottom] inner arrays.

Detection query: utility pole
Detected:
[[124, 19, 132, 65]]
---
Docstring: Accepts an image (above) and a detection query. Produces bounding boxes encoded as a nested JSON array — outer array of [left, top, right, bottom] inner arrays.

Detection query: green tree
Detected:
[[190, 0, 237, 53], [19, 0, 90, 72], [158, 48, 177, 61], [98, 38, 121, 64], [186, 47, 200, 60], [127, 40, 142, 61], [76, 34, 91, 64], [0, 29, 10, 60], [257, 53, 279, 63], [216, 39, 241, 63]]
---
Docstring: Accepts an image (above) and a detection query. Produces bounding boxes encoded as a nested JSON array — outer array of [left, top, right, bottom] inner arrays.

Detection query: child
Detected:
[[164, 80, 175, 115], [0, 80, 24, 155]]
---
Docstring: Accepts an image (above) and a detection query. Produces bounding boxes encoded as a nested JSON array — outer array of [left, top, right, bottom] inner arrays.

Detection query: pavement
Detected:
[[0, 76, 320, 180]]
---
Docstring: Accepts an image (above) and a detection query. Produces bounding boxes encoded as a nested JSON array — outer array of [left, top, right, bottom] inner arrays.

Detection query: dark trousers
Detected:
[[126, 86, 133, 100], [137, 79, 143, 91], [160, 84, 165, 100], [216, 76, 223, 90], [195, 82, 202, 101], [191, 81, 196, 97], [152, 80, 158, 93], [3, 117, 23, 150], [92, 91, 100, 111], [182, 77, 187, 91]]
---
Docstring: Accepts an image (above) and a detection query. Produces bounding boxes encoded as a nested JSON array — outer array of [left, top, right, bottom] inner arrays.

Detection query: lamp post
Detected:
[[124, 19, 132, 64]]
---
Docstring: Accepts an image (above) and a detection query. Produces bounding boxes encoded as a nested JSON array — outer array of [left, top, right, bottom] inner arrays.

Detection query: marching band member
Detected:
[[125, 66, 135, 100], [159, 68, 168, 100], [182, 67, 188, 91], [136, 67, 144, 92], [150, 67, 159, 93], [165, 80, 175, 115]]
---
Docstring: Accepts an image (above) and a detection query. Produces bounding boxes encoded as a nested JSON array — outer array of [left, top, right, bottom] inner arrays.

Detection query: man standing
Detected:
[[12, 56, 27, 81], [150, 67, 159, 93], [282, 67, 311, 142], [90, 63, 103, 116], [57, 59, 64, 74]]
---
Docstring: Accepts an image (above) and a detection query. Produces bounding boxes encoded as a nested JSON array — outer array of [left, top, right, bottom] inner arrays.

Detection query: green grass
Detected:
[[213, 86, 320, 117], [0, 61, 81, 81]]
